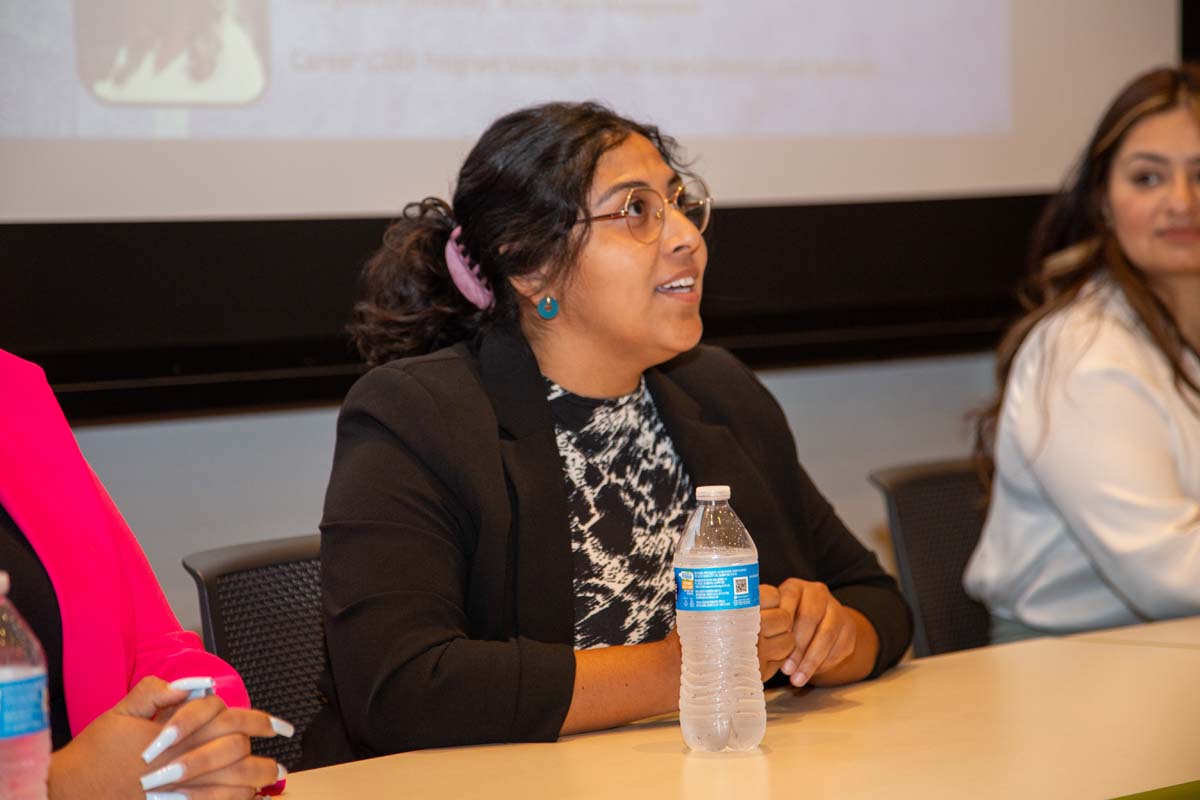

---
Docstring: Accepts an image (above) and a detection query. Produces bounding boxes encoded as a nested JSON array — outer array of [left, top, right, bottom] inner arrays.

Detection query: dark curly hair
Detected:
[[350, 102, 689, 366]]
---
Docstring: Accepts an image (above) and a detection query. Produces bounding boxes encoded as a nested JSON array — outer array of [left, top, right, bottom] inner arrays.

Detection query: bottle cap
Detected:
[[0, 571, 8, 596], [695, 485, 731, 501]]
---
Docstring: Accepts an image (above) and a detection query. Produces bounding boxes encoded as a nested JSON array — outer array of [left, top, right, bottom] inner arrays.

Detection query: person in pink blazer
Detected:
[[0, 350, 289, 799]]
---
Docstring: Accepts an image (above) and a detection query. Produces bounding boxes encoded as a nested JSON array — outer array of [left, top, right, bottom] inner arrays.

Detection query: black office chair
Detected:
[[183, 534, 325, 771], [869, 459, 991, 658]]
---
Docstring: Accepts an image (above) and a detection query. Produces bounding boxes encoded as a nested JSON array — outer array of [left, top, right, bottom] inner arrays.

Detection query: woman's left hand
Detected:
[[759, 578, 874, 687], [49, 677, 288, 800], [138, 688, 286, 797]]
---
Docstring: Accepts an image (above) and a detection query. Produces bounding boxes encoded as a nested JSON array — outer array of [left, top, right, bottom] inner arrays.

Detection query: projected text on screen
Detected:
[[3, 0, 1010, 141]]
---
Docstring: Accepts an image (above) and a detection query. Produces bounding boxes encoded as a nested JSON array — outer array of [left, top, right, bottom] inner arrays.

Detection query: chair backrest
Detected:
[[869, 459, 990, 658], [182, 534, 324, 771]]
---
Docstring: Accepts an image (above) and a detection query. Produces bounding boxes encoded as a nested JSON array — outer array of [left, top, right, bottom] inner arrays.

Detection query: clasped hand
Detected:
[[758, 578, 859, 687], [49, 676, 291, 800]]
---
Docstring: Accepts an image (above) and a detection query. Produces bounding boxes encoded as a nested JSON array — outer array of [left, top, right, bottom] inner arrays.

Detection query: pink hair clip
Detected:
[[445, 226, 495, 311]]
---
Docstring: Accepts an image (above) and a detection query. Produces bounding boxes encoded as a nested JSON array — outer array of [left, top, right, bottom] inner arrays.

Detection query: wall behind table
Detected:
[[74, 352, 992, 634], [74, 406, 338, 634]]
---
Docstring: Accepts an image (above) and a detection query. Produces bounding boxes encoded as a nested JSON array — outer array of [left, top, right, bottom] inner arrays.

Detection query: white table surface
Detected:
[[1069, 615, 1200, 650], [284, 619, 1200, 799]]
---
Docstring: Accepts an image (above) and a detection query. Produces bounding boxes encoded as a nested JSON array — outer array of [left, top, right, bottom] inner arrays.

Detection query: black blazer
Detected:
[[302, 325, 912, 766]]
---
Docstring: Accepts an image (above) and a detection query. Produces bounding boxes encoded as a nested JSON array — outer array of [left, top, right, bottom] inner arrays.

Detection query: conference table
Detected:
[[284, 616, 1200, 799], [1071, 615, 1200, 651]]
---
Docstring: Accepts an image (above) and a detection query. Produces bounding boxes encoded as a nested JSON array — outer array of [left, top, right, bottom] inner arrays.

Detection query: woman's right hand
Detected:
[[48, 676, 291, 800]]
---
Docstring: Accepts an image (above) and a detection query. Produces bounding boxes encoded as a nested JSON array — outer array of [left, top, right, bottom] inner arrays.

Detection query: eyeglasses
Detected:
[[578, 178, 712, 244]]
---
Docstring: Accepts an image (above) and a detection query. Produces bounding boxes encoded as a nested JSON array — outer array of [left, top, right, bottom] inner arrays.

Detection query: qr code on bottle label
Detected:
[[733, 576, 749, 596]]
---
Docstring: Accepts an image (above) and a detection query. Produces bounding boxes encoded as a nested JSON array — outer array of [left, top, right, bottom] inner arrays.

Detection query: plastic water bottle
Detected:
[[673, 485, 766, 751], [0, 571, 51, 800]]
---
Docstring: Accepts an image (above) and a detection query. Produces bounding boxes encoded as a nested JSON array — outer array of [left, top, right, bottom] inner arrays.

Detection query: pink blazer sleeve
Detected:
[[0, 350, 248, 736]]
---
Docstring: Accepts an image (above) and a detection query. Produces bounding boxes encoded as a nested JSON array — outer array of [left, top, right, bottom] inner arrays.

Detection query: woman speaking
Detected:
[[305, 101, 912, 765]]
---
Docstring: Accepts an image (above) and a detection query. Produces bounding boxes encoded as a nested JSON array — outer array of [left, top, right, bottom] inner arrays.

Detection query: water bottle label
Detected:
[[675, 563, 760, 611], [0, 674, 49, 740]]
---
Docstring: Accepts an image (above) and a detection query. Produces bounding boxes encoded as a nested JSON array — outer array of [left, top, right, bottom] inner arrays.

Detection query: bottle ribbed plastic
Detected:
[[0, 571, 51, 800], [673, 488, 766, 751]]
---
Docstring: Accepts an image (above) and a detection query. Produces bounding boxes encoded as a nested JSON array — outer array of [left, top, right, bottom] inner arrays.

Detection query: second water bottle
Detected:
[[0, 571, 51, 800], [673, 485, 766, 752]]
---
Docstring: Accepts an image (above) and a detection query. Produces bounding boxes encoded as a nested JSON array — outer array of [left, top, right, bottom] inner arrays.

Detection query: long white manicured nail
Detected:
[[140, 762, 185, 791], [145, 793, 188, 800], [277, 764, 288, 781], [269, 716, 295, 738], [140, 725, 179, 764], [167, 677, 215, 693]]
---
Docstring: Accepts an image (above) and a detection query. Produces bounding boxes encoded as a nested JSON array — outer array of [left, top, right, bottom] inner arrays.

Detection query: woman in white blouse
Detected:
[[965, 66, 1200, 642]]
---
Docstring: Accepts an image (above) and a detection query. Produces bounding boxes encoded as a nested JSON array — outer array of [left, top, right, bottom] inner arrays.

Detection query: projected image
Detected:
[[4, 0, 1006, 140], [74, 0, 267, 106]]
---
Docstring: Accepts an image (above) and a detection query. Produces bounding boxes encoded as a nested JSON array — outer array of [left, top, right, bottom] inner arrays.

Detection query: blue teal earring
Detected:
[[537, 296, 559, 320]]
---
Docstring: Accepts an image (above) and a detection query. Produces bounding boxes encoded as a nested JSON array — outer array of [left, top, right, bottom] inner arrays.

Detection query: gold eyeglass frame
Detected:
[[578, 178, 712, 243]]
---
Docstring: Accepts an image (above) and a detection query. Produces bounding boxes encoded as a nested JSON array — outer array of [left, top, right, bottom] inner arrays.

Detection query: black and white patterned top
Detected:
[[545, 377, 694, 650]]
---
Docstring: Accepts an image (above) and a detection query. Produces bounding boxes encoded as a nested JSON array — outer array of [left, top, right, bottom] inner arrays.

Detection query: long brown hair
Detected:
[[974, 65, 1200, 486]]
